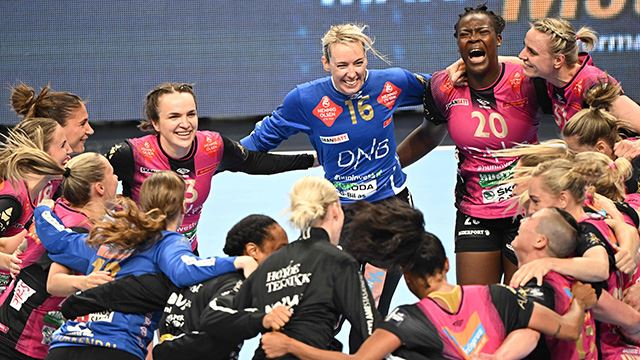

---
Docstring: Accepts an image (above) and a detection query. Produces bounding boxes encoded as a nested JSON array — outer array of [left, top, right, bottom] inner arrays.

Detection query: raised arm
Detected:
[[240, 89, 311, 152], [396, 76, 448, 168], [610, 95, 640, 134], [33, 205, 95, 261]]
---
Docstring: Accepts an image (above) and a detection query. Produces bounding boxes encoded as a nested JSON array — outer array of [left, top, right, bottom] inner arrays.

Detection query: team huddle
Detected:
[[0, 3, 640, 359]]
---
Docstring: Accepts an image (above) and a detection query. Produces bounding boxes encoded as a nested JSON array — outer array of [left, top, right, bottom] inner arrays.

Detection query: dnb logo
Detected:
[[443, 312, 489, 358], [312, 96, 343, 127]]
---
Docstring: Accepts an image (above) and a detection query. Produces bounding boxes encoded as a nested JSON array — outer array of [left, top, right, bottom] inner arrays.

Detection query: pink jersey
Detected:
[[0, 180, 36, 294], [548, 54, 618, 130], [581, 216, 640, 358], [622, 194, 640, 303], [416, 286, 506, 358], [128, 132, 224, 250], [430, 64, 540, 218], [0, 199, 90, 359], [625, 193, 640, 211], [0, 180, 34, 238], [544, 271, 597, 360]]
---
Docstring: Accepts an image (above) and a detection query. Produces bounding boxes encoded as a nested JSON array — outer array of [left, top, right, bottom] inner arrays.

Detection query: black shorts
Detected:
[[454, 210, 520, 264]]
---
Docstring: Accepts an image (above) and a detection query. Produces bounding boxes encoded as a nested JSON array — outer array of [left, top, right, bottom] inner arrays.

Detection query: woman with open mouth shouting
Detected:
[[398, 4, 546, 286]]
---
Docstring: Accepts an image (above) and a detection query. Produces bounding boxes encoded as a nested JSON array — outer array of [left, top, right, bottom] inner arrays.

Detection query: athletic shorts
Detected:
[[454, 210, 520, 264]]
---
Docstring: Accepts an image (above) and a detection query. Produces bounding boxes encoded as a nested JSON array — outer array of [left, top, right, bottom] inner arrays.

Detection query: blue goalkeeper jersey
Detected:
[[33, 205, 237, 359], [241, 68, 430, 203]]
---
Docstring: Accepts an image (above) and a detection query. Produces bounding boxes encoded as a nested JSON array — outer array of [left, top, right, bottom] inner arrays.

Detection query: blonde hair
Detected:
[[87, 171, 185, 249], [321, 23, 389, 64], [289, 176, 340, 230], [10, 83, 84, 126], [62, 153, 107, 206], [573, 151, 631, 201], [532, 158, 588, 203], [532, 18, 598, 66], [563, 81, 625, 146], [496, 140, 575, 167], [0, 118, 64, 182], [492, 140, 574, 213]]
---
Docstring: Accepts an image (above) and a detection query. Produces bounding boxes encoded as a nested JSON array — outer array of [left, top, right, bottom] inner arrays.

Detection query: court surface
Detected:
[[196, 146, 458, 357]]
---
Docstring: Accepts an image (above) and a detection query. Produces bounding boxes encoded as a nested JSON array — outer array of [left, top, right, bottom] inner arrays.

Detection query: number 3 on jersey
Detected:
[[184, 179, 199, 204], [472, 111, 508, 139]]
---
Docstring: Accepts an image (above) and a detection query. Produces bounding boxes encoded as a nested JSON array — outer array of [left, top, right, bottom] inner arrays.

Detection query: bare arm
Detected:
[[528, 299, 584, 341], [610, 95, 640, 134], [593, 290, 640, 332], [491, 329, 541, 360], [527, 282, 594, 341], [262, 328, 401, 360], [510, 247, 609, 287], [0, 230, 26, 254], [46, 262, 113, 297], [0, 252, 21, 277], [397, 120, 447, 168]]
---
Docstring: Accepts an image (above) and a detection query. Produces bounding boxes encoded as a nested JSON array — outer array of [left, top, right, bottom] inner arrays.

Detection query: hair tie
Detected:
[[608, 162, 617, 170], [63, 167, 71, 178]]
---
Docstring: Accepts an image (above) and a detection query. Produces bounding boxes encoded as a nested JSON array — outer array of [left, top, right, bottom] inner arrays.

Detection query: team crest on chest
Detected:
[[377, 81, 401, 110], [508, 71, 523, 95], [140, 141, 156, 159], [312, 96, 343, 127], [572, 79, 584, 98], [203, 135, 220, 154]]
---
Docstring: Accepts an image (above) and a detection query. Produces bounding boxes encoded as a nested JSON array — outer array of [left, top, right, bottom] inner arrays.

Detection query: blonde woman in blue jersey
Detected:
[[241, 23, 436, 325]]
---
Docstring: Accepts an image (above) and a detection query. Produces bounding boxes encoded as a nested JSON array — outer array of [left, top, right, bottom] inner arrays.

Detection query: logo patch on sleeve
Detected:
[[377, 81, 401, 110]]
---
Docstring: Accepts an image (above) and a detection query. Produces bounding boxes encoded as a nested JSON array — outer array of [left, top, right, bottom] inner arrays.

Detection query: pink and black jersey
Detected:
[[0, 181, 34, 239], [547, 54, 619, 130], [124, 132, 223, 250], [579, 214, 640, 358], [0, 180, 37, 294], [524, 271, 597, 360], [379, 284, 534, 358], [0, 199, 91, 359], [428, 63, 540, 218], [107, 132, 313, 252]]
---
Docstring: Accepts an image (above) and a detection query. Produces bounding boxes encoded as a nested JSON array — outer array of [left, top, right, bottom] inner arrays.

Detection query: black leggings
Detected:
[[46, 346, 139, 360]]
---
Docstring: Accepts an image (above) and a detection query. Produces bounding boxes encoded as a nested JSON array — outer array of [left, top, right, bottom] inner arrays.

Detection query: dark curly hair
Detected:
[[343, 200, 446, 277], [454, 3, 506, 38], [223, 214, 279, 256]]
